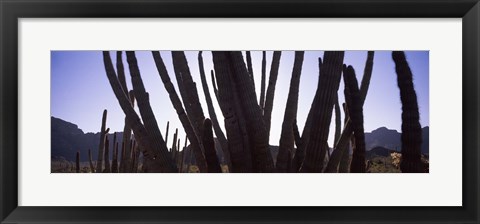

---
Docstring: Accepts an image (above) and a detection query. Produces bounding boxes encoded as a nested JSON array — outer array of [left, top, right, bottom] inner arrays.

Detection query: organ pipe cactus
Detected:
[[343, 65, 366, 173], [103, 51, 171, 173], [76, 151, 80, 173], [212, 52, 252, 172], [325, 51, 374, 172], [334, 93, 341, 146], [152, 51, 208, 172], [117, 52, 134, 173], [96, 109, 108, 172], [134, 144, 140, 172], [103, 137, 111, 172], [119, 142, 125, 172], [263, 51, 282, 134], [172, 128, 178, 159], [392, 51, 423, 173], [300, 51, 345, 172], [88, 149, 95, 173], [165, 121, 170, 147], [198, 51, 231, 168], [172, 51, 206, 136], [291, 57, 323, 172], [338, 103, 351, 173], [259, 51, 267, 112], [276, 51, 304, 172], [126, 51, 176, 172], [122, 91, 136, 172], [203, 118, 222, 173], [112, 141, 119, 173], [246, 51, 256, 91], [220, 51, 275, 172], [210, 70, 219, 101], [110, 132, 118, 172]]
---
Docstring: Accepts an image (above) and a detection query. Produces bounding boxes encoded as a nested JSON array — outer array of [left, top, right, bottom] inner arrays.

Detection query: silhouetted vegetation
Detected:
[[52, 50, 427, 173]]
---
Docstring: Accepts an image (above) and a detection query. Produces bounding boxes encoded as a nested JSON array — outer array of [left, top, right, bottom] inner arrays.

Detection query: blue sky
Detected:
[[51, 51, 429, 147]]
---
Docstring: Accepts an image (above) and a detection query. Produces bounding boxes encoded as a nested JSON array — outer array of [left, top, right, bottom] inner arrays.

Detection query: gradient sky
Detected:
[[51, 51, 429, 147]]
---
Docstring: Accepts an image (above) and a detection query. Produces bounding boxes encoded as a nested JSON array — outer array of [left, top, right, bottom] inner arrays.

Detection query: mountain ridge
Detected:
[[51, 116, 429, 162]]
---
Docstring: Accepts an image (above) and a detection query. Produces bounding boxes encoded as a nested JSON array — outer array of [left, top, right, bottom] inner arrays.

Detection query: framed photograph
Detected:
[[1, 0, 479, 223]]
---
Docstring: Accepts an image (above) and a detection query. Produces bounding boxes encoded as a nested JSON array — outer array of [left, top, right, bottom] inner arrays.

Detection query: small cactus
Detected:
[[96, 109, 108, 172], [103, 137, 111, 172], [88, 149, 95, 173], [75, 151, 80, 173]]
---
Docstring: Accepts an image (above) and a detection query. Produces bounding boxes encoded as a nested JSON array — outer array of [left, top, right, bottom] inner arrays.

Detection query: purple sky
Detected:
[[51, 51, 429, 147]]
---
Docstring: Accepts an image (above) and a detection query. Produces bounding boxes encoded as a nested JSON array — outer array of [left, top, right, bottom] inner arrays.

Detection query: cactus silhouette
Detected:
[[112, 141, 119, 173], [198, 51, 231, 169], [88, 149, 95, 173], [301, 51, 345, 172], [116, 52, 134, 173], [95, 50, 425, 173], [343, 65, 366, 173], [165, 121, 170, 147], [152, 51, 208, 172], [203, 118, 222, 173], [95, 109, 108, 172], [215, 51, 275, 172], [276, 51, 304, 172], [338, 103, 351, 173], [325, 51, 374, 172], [263, 51, 282, 135], [126, 51, 176, 172], [172, 51, 206, 136], [212, 51, 252, 172], [246, 51, 256, 93], [172, 128, 178, 159], [103, 137, 111, 172], [103, 51, 173, 173], [392, 51, 423, 173], [259, 51, 267, 112], [75, 151, 80, 173], [334, 93, 341, 146]]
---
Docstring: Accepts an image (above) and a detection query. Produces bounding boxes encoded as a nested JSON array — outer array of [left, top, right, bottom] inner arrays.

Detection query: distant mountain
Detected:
[[52, 117, 429, 162], [365, 126, 429, 154], [51, 116, 123, 162]]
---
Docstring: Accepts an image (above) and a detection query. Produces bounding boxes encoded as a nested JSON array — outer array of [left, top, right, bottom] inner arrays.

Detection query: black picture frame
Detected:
[[1, 0, 479, 223]]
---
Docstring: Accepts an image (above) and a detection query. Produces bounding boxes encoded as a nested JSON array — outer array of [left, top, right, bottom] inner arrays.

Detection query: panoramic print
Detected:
[[51, 51, 429, 173]]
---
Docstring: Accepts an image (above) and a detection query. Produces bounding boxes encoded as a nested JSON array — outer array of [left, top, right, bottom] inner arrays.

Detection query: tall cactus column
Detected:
[[198, 51, 232, 169], [103, 51, 170, 173], [325, 51, 374, 173], [152, 51, 208, 172], [96, 109, 108, 172], [343, 65, 366, 173], [226, 51, 275, 172], [300, 51, 345, 172], [212, 51, 251, 172], [392, 51, 423, 173], [126, 51, 175, 172], [276, 51, 304, 172]]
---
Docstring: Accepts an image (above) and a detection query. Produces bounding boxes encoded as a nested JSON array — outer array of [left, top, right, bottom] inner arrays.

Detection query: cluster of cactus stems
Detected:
[[276, 51, 304, 172], [198, 52, 231, 169], [92, 50, 424, 173], [325, 51, 375, 173]]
